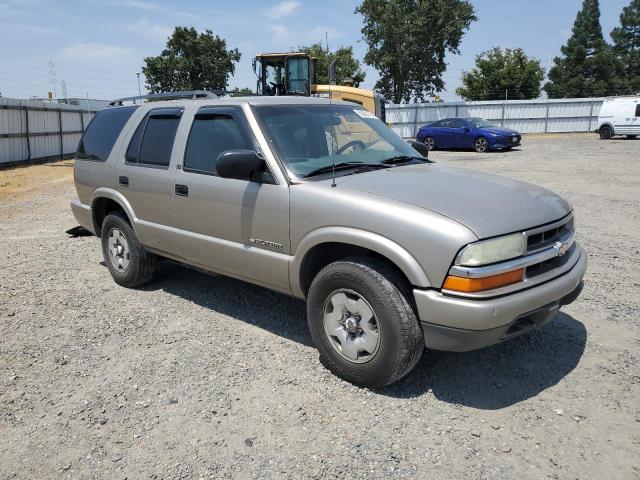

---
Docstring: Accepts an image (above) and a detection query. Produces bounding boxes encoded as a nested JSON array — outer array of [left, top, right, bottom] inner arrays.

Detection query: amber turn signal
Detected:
[[443, 268, 524, 293]]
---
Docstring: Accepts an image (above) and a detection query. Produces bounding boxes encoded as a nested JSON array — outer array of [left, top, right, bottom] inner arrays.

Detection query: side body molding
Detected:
[[289, 226, 432, 298]]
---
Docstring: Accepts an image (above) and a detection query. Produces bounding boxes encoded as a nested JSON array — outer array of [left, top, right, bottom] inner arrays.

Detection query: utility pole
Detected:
[[136, 72, 141, 96]]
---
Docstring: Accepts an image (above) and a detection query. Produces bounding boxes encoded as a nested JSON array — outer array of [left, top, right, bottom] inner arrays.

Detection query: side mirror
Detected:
[[408, 140, 429, 159], [217, 150, 270, 183]]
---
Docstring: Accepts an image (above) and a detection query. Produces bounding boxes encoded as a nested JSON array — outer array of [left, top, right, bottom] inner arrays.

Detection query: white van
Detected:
[[597, 96, 640, 139]]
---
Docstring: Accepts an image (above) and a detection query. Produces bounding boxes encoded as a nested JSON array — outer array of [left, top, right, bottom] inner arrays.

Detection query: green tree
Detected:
[[299, 43, 366, 87], [142, 26, 241, 93], [457, 47, 544, 100], [544, 0, 623, 98], [230, 87, 254, 96], [356, 0, 476, 103], [611, 0, 640, 94]]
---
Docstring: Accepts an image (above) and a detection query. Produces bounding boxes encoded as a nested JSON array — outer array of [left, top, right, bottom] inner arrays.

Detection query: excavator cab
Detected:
[[253, 52, 316, 96]]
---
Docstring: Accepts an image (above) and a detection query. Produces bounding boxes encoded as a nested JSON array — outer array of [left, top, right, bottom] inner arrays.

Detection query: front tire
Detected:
[[599, 126, 613, 140], [423, 136, 436, 151], [101, 211, 157, 288], [474, 136, 489, 153], [307, 258, 424, 388]]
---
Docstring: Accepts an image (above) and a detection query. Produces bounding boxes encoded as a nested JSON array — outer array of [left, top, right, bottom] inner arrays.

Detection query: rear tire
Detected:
[[474, 136, 489, 153], [307, 257, 424, 388], [599, 126, 613, 140], [101, 211, 157, 288], [423, 136, 436, 151]]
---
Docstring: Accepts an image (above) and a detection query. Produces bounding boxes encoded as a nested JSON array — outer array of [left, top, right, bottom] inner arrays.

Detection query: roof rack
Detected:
[[109, 90, 219, 106]]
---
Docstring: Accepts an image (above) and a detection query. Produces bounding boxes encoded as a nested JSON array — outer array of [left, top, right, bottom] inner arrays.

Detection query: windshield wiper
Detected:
[[381, 155, 430, 165], [303, 162, 389, 178]]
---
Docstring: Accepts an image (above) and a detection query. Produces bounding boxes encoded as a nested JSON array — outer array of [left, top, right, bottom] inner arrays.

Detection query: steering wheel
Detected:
[[335, 140, 366, 155]]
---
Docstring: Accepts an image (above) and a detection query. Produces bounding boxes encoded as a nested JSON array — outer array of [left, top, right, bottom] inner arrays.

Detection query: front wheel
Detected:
[[307, 258, 424, 388], [599, 126, 613, 140], [474, 137, 489, 153], [423, 136, 436, 151]]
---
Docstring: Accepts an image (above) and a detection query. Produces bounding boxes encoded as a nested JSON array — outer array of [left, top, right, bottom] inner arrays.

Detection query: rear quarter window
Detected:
[[125, 108, 183, 168], [76, 106, 138, 162]]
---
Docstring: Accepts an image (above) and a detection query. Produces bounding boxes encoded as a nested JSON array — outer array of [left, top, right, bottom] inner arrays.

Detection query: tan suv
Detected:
[[71, 92, 587, 387]]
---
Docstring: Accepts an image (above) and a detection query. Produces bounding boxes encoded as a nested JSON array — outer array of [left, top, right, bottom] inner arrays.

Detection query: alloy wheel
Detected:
[[475, 137, 488, 153], [424, 137, 435, 151]]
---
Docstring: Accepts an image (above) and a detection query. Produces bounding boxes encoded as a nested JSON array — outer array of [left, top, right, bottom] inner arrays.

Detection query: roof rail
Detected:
[[108, 90, 219, 106]]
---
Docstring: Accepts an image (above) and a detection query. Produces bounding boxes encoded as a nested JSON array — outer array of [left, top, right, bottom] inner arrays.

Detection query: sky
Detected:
[[0, 0, 631, 102]]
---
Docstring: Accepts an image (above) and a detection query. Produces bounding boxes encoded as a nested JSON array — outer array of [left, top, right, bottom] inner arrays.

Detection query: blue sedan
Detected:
[[416, 117, 522, 153]]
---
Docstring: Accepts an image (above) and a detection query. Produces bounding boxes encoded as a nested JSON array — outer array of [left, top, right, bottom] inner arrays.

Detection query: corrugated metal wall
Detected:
[[0, 97, 99, 166], [386, 97, 605, 138]]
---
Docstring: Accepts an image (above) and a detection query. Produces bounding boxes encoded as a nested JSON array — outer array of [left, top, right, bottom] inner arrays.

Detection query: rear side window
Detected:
[[635, 104, 640, 117], [77, 106, 137, 161], [126, 108, 183, 167], [183, 109, 253, 175]]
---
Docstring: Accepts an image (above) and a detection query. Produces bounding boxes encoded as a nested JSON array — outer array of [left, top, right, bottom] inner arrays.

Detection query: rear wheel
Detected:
[[474, 137, 489, 153], [307, 257, 424, 388], [101, 211, 157, 288], [423, 136, 436, 151], [599, 125, 613, 140]]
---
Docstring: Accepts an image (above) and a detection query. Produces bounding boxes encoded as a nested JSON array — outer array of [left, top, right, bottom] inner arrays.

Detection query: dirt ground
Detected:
[[1, 134, 639, 479], [0, 160, 74, 201]]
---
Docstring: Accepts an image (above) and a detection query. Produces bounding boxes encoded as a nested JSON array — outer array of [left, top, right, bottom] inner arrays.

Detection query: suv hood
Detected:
[[335, 164, 571, 238]]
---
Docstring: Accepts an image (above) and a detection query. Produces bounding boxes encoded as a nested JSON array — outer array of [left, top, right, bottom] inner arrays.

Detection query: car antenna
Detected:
[[329, 55, 337, 188]]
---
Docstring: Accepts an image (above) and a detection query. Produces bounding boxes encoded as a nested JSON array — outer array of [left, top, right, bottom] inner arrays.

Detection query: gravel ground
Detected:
[[1, 134, 639, 479]]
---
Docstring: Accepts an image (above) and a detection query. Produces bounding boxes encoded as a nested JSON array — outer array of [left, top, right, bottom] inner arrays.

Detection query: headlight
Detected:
[[456, 233, 526, 267]]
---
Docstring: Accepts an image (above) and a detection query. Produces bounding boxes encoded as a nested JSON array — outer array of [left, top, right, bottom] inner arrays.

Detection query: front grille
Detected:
[[527, 217, 574, 253], [526, 242, 576, 278]]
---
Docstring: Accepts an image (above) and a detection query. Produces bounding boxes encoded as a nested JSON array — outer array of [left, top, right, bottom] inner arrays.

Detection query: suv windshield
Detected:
[[255, 104, 421, 179], [467, 117, 495, 128]]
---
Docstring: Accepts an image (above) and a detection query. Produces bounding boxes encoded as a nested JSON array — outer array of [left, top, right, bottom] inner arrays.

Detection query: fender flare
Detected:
[[90, 188, 138, 235], [597, 122, 614, 133], [289, 226, 431, 297]]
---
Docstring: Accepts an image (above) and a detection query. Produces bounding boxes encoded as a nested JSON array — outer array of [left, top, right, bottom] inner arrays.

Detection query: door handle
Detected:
[[119, 176, 129, 187], [175, 184, 189, 197]]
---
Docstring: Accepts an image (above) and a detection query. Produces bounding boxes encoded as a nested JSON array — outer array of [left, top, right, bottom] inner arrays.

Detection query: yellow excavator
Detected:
[[253, 52, 386, 122]]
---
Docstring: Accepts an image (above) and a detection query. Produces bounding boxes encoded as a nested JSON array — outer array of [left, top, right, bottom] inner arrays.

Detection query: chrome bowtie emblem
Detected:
[[555, 240, 571, 257]]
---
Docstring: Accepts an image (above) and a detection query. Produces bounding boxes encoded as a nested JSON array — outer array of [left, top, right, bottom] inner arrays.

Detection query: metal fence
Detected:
[[0, 97, 100, 167], [386, 97, 605, 138]]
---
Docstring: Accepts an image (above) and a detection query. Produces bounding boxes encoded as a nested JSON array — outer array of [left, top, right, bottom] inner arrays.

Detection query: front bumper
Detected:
[[413, 247, 587, 351], [490, 137, 521, 149]]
